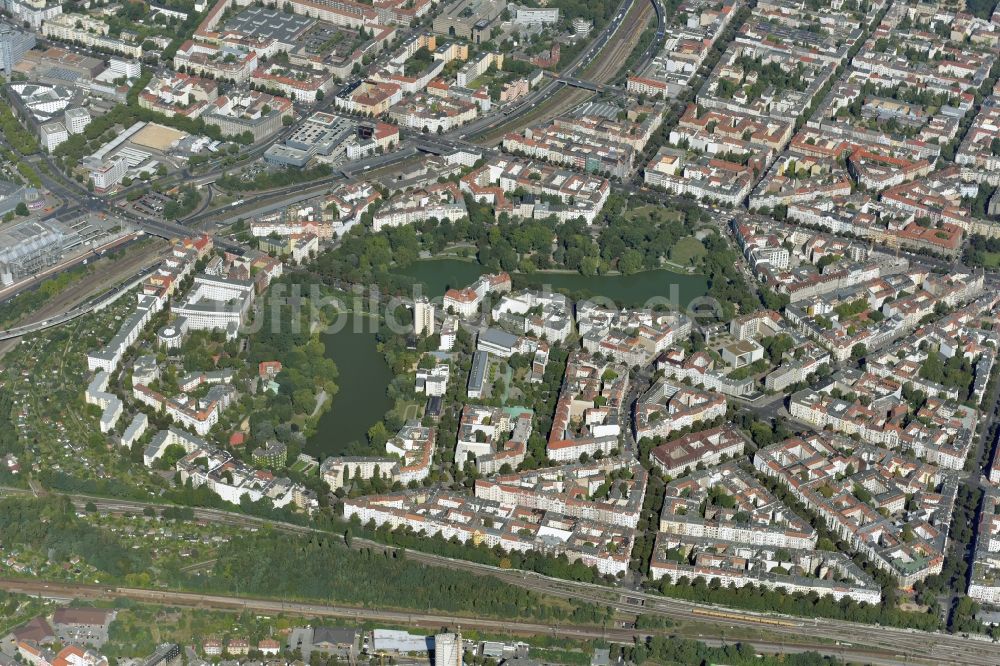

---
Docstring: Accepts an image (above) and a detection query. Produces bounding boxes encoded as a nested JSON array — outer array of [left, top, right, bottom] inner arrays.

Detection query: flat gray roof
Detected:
[[223, 6, 314, 44], [469, 349, 489, 391], [479, 327, 519, 349]]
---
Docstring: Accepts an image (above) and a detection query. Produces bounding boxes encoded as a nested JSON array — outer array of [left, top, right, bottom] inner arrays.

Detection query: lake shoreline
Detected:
[[394, 258, 711, 309], [304, 326, 393, 459], [411, 255, 702, 278]]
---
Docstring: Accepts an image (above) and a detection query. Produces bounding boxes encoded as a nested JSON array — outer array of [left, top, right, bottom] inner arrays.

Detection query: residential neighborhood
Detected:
[[3, 0, 1000, 662]]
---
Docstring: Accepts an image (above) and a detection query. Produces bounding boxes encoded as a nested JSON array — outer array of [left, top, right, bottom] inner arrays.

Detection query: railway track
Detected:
[[472, 0, 655, 146], [0, 578, 935, 666], [7, 489, 994, 665]]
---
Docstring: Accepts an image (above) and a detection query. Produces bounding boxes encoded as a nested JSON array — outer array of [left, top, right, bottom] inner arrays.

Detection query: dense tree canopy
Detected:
[[0, 497, 149, 577], [208, 531, 611, 623]]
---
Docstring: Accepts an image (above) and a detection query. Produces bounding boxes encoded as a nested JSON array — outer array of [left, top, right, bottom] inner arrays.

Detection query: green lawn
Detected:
[[978, 251, 1000, 269], [625, 204, 684, 225], [669, 236, 707, 266], [387, 399, 422, 424], [290, 457, 316, 474]]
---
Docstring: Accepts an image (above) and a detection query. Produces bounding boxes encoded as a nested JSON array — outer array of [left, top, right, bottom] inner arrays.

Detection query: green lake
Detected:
[[395, 258, 710, 308], [305, 260, 711, 458], [305, 320, 394, 459]]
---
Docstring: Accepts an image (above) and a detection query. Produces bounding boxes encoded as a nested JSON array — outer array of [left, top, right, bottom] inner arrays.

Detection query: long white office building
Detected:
[[85, 370, 123, 434], [172, 274, 255, 339], [87, 293, 165, 373]]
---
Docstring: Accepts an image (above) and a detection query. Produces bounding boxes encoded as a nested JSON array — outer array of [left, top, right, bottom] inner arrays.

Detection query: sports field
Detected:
[[132, 123, 187, 151]]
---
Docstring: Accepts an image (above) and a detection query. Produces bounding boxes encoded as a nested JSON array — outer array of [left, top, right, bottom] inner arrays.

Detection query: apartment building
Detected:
[[441, 271, 511, 319], [968, 488, 1000, 604], [755, 434, 959, 587], [39, 121, 68, 152], [634, 379, 727, 442], [344, 489, 636, 576], [202, 90, 293, 142], [455, 405, 532, 475], [85, 371, 122, 434], [649, 425, 749, 477], [650, 532, 881, 604], [172, 273, 256, 339], [388, 91, 477, 133], [547, 353, 629, 462], [139, 73, 219, 118], [460, 155, 611, 225], [320, 421, 436, 490], [87, 294, 165, 373], [334, 79, 402, 115], [476, 459, 647, 529], [174, 40, 258, 82], [372, 182, 466, 231], [659, 462, 817, 549], [42, 13, 142, 57]]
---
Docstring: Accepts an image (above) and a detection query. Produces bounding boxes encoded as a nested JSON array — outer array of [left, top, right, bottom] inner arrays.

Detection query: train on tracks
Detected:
[[692, 608, 804, 628]]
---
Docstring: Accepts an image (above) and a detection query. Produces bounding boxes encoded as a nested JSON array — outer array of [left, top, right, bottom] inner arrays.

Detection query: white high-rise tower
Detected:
[[434, 632, 462, 666], [414, 296, 436, 336]]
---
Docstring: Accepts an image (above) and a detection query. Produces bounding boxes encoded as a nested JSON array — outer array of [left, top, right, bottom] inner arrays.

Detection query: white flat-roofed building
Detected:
[[512, 5, 559, 26], [439, 316, 458, 350], [413, 296, 435, 336], [416, 363, 450, 397], [87, 294, 164, 373], [572, 17, 591, 37], [85, 370, 123, 434], [434, 633, 462, 666], [90, 156, 128, 192], [172, 274, 256, 339], [64, 107, 91, 134], [40, 121, 68, 151], [121, 412, 148, 448], [373, 629, 433, 655], [108, 57, 141, 79], [0, 20, 36, 73], [455, 52, 502, 88]]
